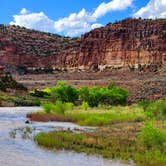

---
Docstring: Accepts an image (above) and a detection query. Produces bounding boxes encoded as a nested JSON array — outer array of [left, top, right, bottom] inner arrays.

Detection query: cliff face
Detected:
[[78, 19, 166, 71], [0, 24, 79, 72], [0, 18, 165, 73]]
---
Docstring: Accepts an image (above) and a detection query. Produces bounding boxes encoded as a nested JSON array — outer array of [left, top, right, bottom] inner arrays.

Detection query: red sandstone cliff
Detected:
[[0, 18, 165, 73]]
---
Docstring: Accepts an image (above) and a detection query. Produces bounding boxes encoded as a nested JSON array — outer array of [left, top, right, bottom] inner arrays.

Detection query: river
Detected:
[[0, 107, 133, 166]]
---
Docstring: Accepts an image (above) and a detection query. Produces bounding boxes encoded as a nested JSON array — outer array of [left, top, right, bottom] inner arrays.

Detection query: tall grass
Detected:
[[138, 122, 166, 150], [42, 100, 74, 115], [42, 103, 55, 114], [35, 126, 166, 166], [140, 100, 166, 119], [66, 109, 145, 126], [40, 100, 165, 126]]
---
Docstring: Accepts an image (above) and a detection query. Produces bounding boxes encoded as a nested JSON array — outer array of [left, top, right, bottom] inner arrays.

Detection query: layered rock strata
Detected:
[[0, 18, 165, 73]]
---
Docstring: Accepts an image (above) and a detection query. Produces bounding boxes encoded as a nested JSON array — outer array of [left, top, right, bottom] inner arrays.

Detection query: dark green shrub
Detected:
[[87, 87, 102, 107], [79, 87, 103, 107], [79, 87, 89, 102], [39, 82, 128, 107], [30, 89, 50, 98], [79, 86, 128, 107], [14, 96, 41, 106], [50, 81, 78, 103], [109, 87, 128, 105], [0, 74, 27, 91]]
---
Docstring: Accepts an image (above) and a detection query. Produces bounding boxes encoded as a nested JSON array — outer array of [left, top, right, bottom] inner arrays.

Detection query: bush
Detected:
[[65, 102, 74, 111], [79, 87, 104, 107], [53, 100, 66, 115], [0, 74, 27, 91], [50, 81, 78, 103], [79, 86, 128, 107], [39, 82, 128, 107], [79, 87, 89, 102], [81, 102, 89, 111], [42, 101, 74, 115], [138, 123, 166, 150], [87, 87, 103, 107], [14, 97, 41, 106], [109, 87, 128, 105], [30, 89, 50, 98], [42, 103, 56, 114], [143, 100, 166, 119], [138, 101, 151, 111]]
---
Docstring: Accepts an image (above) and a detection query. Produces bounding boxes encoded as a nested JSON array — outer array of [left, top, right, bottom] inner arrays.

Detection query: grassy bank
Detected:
[[35, 122, 166, 166], [28, 100, 166, 126], [31, 99, 166, 165], [28, 82, 166, 126], [28, 104, 146, 126]]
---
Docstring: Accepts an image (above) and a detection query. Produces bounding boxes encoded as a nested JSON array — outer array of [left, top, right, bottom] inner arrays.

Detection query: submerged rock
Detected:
[[25, 120, 30, 124]]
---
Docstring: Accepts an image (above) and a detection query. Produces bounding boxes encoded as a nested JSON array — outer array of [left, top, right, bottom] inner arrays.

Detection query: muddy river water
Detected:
[[0, 107, 133, 166]]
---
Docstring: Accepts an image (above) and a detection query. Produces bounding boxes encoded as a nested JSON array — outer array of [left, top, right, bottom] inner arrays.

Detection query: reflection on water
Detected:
[[0, 107, 133, 166]]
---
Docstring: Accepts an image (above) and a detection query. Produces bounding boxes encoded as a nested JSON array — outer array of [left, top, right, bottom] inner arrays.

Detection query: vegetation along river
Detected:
[[0, 107, 133, 166]]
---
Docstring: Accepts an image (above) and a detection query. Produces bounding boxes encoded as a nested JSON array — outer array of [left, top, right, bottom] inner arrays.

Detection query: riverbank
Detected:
[[35, 121, 166, 166], [27, 104, 146, 126], [1, 107, 122, 166], [1, 75, 166, 165], [28, 100, 166, 166], [35, 122, 141, 163]]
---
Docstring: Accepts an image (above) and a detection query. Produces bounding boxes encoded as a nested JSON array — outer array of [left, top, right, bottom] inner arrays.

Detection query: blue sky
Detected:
[[1, 0, 166, 36]]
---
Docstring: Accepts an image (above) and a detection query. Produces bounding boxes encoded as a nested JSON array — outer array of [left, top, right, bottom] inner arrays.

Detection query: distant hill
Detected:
[[0, 18, 165, 73]]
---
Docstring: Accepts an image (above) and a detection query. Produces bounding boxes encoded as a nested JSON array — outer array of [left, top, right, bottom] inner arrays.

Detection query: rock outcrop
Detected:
[[79, 18, 166, 71], [0, 18, 165, 73]]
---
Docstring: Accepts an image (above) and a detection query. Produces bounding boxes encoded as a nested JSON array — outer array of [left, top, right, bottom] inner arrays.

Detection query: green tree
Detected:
[[50, 81, 78, 103]]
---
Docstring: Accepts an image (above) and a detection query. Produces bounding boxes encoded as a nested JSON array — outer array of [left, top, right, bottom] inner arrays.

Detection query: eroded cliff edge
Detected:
[[0, 18, 165, 73]]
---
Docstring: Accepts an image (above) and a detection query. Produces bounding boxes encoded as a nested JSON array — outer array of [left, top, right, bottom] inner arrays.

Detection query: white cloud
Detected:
[[54, 9, 103, 36], [10, 0, 133, 36], [20, 8, 29, 15], [134, 0, 166, 19], [10, 10, 55, 32], [92, 0, 133, 18], [54, 0, 132, 36], [54, 9, 96, 36]]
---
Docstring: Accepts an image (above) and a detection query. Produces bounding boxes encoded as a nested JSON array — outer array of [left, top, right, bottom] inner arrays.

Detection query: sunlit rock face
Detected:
[[0, 18, 165, 73], [79, 19, 166, 71]]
